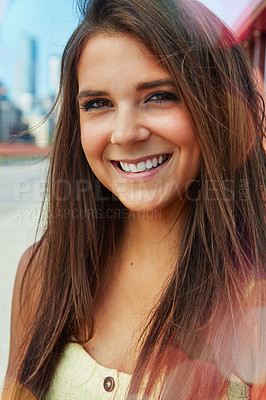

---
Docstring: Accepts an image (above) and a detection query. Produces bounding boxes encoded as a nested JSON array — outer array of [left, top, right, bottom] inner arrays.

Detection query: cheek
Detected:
[[80, 118, 109, 162], [156, 112, 201, 178], [147, 110, 197, 147]]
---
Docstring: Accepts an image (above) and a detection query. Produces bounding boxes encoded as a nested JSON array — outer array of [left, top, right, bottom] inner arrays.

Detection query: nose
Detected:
[[110, 106, 150, 146]]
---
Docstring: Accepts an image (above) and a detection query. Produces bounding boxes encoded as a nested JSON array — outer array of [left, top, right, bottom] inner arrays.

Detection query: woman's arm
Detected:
[[1, 245, 41, 399]]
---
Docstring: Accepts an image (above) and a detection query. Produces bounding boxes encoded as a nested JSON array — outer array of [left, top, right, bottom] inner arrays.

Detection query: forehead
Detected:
[[77, 33, 171, 90]]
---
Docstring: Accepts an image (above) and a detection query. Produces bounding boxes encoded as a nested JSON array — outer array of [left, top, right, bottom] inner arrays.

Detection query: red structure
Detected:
[[0, 143, 50, 160], [234, 0, 266, 94]]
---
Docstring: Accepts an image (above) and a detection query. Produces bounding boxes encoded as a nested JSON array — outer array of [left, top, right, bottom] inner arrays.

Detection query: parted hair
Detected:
[[11, 0, 265, 399]]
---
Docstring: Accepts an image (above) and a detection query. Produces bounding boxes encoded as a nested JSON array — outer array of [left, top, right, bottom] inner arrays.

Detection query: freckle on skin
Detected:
[[130, 262, 134, 266]]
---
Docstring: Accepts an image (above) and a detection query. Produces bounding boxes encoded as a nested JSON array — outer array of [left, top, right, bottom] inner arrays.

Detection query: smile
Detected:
[[118, 154, 170, 173]]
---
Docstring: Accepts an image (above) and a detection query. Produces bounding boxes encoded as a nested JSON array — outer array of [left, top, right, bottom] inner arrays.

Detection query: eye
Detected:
[[79, 98, 113, 112], [145, 92, 179, 104]]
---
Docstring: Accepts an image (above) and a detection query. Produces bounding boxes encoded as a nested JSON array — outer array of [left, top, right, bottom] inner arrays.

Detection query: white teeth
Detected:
[[119, 162, 130, 172], [119, 155, 168, 173], [146, 159, 153, 169], [129, 163, 137, 172], [152, 158, 158, 168], [124, 162, 130, 172], [137, 162, 146, 172]]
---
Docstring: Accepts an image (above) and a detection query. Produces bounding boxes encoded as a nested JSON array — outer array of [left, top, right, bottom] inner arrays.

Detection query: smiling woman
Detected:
[[78, 34, 201, 212], [2, 0, 266, 399]]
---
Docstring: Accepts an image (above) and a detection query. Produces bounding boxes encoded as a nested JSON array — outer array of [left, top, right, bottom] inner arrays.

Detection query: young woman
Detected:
[[3, 0, 265, 399]]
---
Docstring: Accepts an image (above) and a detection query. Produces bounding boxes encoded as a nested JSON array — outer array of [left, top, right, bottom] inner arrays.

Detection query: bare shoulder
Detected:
[[5, 242, 45, 378], [232, 279, 266, 386]]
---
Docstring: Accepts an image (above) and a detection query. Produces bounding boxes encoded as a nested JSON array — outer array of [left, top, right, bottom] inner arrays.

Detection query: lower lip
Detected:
[[112, 155, 173, 183]]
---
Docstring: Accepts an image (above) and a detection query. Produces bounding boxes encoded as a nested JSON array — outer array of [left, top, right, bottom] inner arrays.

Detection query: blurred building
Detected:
[[0, 82, 30, 142], [22, 114, 49, 147], [16, 35, 37, 114], [13, 35, 53, 147], [48, 55, 61, 97], [0, 84, 7, 101], [234, 0, 266, 95]]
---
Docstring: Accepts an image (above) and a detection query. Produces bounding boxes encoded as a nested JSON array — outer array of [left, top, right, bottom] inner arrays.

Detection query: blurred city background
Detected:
[[0, 0, 265, 390]]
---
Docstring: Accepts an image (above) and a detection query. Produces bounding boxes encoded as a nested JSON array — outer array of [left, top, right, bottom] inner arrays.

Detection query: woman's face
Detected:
[[78, 33, 201, 212]]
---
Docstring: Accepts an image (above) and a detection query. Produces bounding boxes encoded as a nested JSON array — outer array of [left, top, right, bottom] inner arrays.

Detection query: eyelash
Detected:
[[79, 91, 179, 112], [79, 99, 112, 112], [146, 92, 179, 103]]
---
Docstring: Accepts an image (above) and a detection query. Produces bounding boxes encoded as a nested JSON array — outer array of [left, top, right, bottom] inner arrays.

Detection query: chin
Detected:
[[118, 195, 178, 216]]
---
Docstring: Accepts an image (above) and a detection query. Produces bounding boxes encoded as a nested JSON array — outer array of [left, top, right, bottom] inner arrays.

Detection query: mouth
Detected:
[[112, 154, 172, 174]]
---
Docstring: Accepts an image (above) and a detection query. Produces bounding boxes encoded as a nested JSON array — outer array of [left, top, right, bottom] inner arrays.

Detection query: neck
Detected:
[[118, 201, 188, 276]]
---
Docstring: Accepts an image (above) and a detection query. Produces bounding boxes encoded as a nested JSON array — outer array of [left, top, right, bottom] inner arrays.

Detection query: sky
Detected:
[[0, 0, 252, 103]]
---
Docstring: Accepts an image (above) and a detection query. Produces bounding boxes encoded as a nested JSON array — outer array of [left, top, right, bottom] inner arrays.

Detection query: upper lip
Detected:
[[112, 153, 170, 163]]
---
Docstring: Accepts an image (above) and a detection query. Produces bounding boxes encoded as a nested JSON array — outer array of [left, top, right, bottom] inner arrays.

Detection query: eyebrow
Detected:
[[77, 90, 109, 100], [77, 79, 175, 100], [136, 78, 175, 91]]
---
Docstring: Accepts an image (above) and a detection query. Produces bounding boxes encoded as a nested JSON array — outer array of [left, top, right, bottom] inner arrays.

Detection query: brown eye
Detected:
[[146, 92, 179, 103], [79, 98, 113, 111]]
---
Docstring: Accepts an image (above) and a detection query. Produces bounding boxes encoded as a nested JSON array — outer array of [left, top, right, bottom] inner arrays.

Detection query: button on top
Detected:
[[103, 376, 115, 392]]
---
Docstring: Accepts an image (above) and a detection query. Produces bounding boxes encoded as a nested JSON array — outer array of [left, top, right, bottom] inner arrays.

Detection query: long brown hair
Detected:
[[12, 0, 266, 398]]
